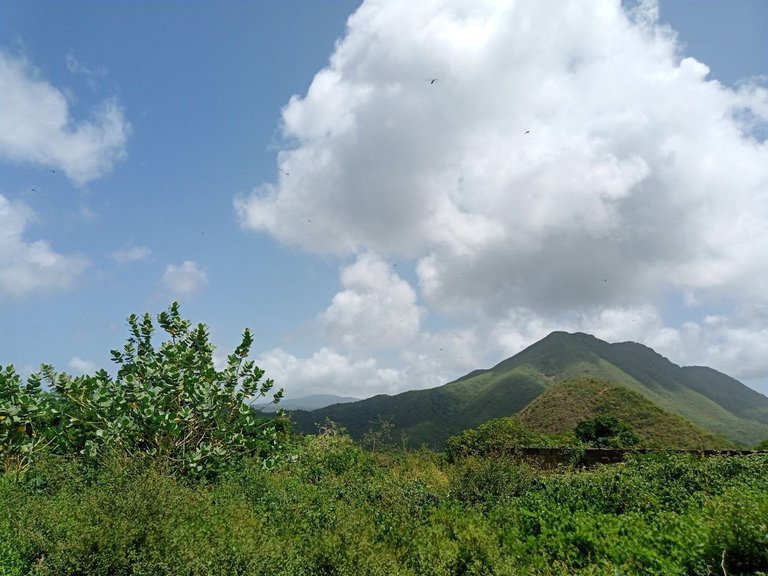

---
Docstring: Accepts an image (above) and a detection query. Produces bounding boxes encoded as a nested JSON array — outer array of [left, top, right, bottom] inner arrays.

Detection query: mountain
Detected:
[[516, 377, 733, 449], [290, 331, 768, 448], [258, 394, 359, 412]]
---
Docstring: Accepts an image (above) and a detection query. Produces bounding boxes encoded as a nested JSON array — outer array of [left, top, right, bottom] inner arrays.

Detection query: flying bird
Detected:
[[524, 130, 530, 134], [430, 78, 437, 85]]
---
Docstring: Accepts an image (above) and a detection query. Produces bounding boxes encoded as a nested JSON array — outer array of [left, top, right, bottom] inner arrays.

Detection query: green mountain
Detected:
[[290, 331, 768, 448], [516, 377, 733, 449]]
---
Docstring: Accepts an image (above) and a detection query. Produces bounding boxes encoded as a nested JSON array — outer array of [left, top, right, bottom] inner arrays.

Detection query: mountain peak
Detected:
[[292, 331, 768, 448]]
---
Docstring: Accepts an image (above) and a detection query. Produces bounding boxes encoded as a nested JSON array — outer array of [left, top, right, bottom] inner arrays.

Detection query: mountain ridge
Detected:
[[290, 331, 768, 447]]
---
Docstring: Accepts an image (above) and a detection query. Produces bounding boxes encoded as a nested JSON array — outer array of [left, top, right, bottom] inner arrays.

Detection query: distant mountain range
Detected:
[[290, 331, 768, 448], [258, 394, 359, 412]]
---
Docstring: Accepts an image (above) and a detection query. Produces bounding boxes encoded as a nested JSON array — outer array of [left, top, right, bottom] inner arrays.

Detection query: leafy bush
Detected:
[[1, 303, 288, 479], [444, 416, 559, 462], [574, 415, 639, 448], [0, 366, 48, 476]]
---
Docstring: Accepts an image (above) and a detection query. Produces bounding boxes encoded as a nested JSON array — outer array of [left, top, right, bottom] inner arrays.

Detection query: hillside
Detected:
[[291, 331, 768, 447], [516, 377, 733, 449], [291, 368, 547, 448]]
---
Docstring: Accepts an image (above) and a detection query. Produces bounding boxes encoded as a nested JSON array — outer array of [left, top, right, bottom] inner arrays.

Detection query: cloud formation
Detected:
[[0, 194, 89, 298], [238, 0, 768, 392], [256, 347, 405, 397], [161, 261, 208, 297], [320, 252, 422, 349], [0, 51, 130, 185]]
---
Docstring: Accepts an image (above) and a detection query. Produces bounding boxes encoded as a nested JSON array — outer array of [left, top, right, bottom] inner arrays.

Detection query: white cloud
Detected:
[[320, 252, 422, 349], [107, 245, 151, 263], [0, 51, 130, 185], [67, 356, 97, 375], [161, 261, 208, 297], [0, 194, 89, 298], [256, 347, 406, 398], [239, 0, 768, 384]]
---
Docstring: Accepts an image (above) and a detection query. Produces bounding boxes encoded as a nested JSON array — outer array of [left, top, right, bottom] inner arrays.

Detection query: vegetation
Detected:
[[518, 378, 732, 449], [444, 416, 563, 462], [1, 303, 288, 480], [2, 434, 767, 575], [3, 308, 768, 574], [573, 415, 639, 448]]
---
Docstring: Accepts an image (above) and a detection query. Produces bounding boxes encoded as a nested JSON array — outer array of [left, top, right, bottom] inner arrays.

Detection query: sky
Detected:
[[1, 0, 768, 400]]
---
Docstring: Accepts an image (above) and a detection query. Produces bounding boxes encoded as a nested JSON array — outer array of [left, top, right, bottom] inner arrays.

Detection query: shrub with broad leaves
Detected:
[[1, 303, 288, 479]]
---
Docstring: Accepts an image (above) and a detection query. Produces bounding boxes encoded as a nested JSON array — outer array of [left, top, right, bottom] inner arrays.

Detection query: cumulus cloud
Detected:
[[0, 51, 130, 185], [238, 0, 768, 389], [107, 245, 151, 263], [256, 347, 406, 397], [161, 260, 208, 297], [0, 194, 89, 298], [320, 252, 422, 349]]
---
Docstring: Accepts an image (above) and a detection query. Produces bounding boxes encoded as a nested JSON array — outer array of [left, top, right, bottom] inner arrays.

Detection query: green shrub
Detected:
[[2, 303, 288, 480], [574, 415, 639, 448], [444, 416, 558, 462], [0, 365, 48, 476]]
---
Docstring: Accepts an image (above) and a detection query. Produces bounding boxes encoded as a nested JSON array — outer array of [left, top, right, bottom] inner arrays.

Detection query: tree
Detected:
[[574, 415, 639, 448]]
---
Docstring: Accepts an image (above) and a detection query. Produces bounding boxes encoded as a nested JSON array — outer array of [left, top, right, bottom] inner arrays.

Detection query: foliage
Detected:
[[444, 416, 561, 462], [574, 415, 639, 448], [3, 442, 768, 575], [0, 366, 49, 477], [0, 303, 287, 479], [756, 438, 768, 450]]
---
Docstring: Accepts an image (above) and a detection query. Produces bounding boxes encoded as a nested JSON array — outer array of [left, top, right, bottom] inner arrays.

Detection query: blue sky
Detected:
[[2, 0, 768, 399]]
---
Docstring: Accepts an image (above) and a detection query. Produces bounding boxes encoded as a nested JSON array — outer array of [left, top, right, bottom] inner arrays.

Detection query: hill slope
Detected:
[[516, 377, 733, 449], [291, 331, 768, 447]]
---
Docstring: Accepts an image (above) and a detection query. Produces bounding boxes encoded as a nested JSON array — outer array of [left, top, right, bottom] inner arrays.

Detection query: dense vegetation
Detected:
[[1, 303, 288, 480], [2, 307, 768, 575], [2, 437, 767, 575]]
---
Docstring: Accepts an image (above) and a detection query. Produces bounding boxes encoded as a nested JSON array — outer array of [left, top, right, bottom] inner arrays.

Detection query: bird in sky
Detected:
[[525, 130, 531, 134], [430, 78, 437, 84]]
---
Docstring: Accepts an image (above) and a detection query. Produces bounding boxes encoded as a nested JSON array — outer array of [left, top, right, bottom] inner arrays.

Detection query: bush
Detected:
[[574, 415, 639, 448], [444, 417, 558, 462], [1, 303, 288, 479]]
